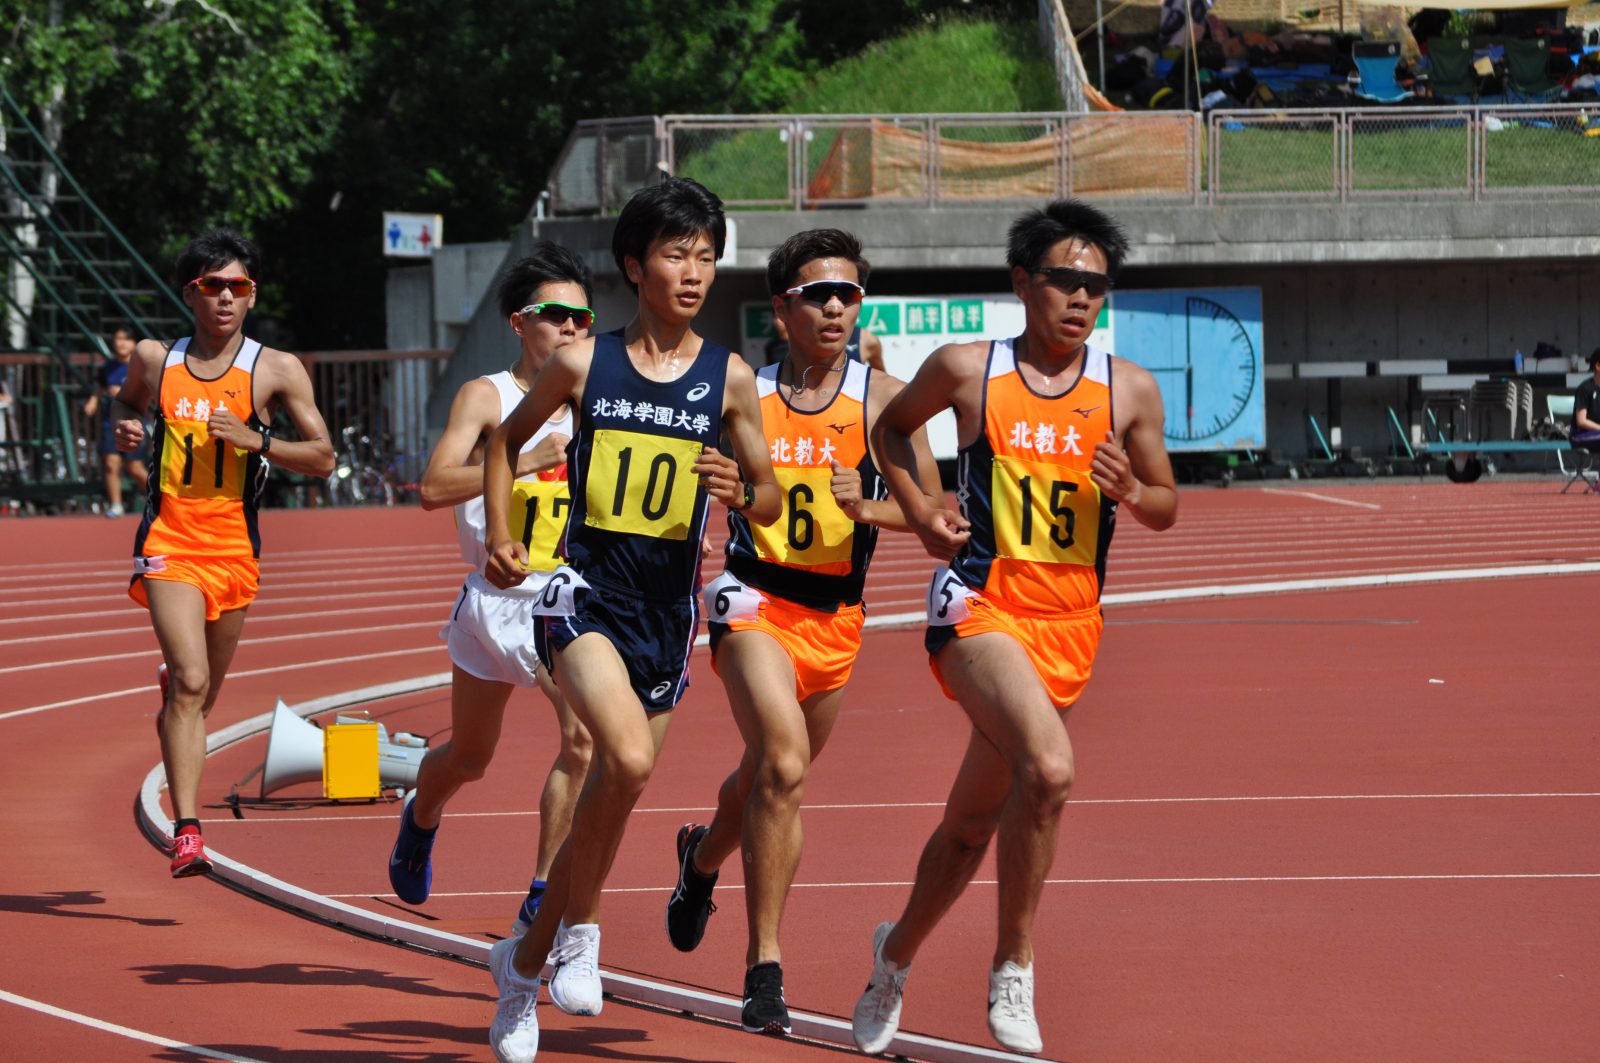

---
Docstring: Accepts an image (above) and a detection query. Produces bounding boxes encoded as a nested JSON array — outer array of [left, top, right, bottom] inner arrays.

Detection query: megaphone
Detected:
[[260, 700, 324, 798], [259, 700, 428, 798]]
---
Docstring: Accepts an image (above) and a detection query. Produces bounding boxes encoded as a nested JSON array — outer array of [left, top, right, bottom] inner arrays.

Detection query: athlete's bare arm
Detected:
[[111, 340, 167, 453], [206, 347, 334, 479], [836, 372, 941, 531], [694, 353, 780, 527], [418, 379, 571, 511], [484, 340, 593, 586], [870, 342, 985, 562], [860, 329, 886, 372], [1096, 357, 1177, 531]]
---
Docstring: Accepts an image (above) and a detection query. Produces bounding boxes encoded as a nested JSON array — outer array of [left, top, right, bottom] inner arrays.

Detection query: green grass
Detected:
[[674, 19, 1063, 206], [1212, 121, 1600, 195]]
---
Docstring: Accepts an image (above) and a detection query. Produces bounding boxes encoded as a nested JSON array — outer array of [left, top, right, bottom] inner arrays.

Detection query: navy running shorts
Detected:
[[535, 578, 697, 713]]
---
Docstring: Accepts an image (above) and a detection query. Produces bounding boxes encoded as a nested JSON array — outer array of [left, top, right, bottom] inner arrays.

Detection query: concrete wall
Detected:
[[400, 199, 1600, 459]]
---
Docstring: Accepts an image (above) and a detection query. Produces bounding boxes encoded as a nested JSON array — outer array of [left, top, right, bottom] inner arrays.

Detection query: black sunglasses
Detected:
[[518, 301, 594, 330], [1033, 267, 1113, 299]]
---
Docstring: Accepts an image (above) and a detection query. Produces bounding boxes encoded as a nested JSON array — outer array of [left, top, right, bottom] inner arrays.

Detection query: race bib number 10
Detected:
[[991, 456, 1100, 565], [584, 428, 702, 541]]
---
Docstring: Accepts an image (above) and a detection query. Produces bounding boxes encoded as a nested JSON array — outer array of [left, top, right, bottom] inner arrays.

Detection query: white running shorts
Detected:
[[443, 571, 549, 688]]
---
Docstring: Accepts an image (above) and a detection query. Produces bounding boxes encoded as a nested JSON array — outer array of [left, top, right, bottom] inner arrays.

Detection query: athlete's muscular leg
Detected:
[[410, 666, 515, 830], [147, 582, 247, 822], [881, 631, 1073, 970], [510, 633, 671, 979], [699, 630, 845, 965], [534, 666, 593, 880]]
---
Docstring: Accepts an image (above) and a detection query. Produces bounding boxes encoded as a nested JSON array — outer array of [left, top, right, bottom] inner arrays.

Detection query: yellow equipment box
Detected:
[[323, 720, 380, 799]]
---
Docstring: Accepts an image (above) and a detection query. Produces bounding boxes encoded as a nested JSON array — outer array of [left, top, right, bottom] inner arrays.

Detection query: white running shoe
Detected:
[[987, 960, 1043, 1054], [489, 936, 539, 1063], [852, 922, 910, 1055], [547, 922, 604, 1016]]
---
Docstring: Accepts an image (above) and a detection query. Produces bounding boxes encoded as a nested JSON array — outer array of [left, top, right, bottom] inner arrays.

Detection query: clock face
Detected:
[[1163, 296, 1258, 443]]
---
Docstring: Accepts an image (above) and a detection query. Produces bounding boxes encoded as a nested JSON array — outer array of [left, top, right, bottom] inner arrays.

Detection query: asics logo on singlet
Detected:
[[686, 383, 711, 402], [1072, 405, 1103, 418], [825, 422, 856, 435], [650, 681, 674, 701]]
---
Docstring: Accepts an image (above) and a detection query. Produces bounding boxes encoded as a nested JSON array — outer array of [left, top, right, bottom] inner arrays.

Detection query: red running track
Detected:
[[1, 479, 1598, 1061]]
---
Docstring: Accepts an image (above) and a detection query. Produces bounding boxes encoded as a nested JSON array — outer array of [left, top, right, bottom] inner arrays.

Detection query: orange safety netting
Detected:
[[805, 117, 1192, 202]]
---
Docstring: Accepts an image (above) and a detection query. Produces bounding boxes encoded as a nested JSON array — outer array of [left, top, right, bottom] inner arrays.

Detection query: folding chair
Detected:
[[1546, 394, 1599, 493], [1505, 38, 1562, 103], [1424, 37, 1483, 102], [1350, 41, 1413, 102]]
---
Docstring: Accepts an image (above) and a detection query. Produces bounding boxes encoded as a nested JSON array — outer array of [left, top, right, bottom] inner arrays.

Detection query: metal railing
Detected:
[[1209, 103, 1600, 202], [546, 102, 1600, 214]]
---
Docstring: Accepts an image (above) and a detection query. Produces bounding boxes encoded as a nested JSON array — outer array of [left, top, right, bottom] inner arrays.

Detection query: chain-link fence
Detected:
[[1480, 106, 1600, 197], [546, 118, 663, 215]]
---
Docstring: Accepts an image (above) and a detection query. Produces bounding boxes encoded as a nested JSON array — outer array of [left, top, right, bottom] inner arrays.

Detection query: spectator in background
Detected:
[[1572, 348, 1600, 448], [83, 325, 150, 517]]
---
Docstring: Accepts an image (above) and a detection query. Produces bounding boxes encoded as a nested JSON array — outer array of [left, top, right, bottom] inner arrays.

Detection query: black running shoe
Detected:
[[742, 961, 792, 1035], [665, 822, 718, 952]]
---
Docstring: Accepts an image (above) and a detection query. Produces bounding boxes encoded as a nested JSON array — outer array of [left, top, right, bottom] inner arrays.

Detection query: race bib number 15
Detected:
[[584, 428, 702, 541], [991, 456, 1100, 565]]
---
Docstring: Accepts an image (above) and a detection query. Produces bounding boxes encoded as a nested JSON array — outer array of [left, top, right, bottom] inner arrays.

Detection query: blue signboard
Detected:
[[1106, 287, 1264, 452]]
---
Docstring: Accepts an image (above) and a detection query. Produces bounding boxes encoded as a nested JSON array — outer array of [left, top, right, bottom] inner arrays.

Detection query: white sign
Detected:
[[382, 212, 442, 258], [743, 292, 1070, 459]]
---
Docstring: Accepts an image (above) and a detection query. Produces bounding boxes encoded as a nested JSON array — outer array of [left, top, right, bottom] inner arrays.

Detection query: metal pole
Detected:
[[1096, 0, 1107, 93]]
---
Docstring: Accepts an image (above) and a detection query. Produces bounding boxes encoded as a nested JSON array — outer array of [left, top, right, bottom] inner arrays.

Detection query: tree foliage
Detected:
[[4, 0, 1032, 348]]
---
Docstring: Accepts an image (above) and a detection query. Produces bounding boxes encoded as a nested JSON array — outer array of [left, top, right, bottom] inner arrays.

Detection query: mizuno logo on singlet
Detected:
[[1072, 405, 1102, 418], [826, 422, 856, 435], [686, 383, 711, 402], [224, 388, 241, 398]]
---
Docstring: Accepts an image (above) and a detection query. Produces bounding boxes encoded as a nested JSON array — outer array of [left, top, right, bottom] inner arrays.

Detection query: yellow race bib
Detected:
[[509, 479, 570, 572], [991, 455, 1100, 566], [159, 419, 248, 500], [752, 465, 854, 568], [583, 428, 702, 541]]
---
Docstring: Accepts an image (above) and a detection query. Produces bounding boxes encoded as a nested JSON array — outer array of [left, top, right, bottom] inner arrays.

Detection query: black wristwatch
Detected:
[[257, 428, 272, 455], [734, 480, 755, 512]]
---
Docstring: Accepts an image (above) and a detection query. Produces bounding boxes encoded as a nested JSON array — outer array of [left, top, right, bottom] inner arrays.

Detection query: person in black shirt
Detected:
[[1573, 348, 1600, 449]]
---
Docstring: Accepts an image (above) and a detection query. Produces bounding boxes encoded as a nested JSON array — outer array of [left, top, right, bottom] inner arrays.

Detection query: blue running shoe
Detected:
[[510, 879, 546, 937], [388, 794, 435, 904]]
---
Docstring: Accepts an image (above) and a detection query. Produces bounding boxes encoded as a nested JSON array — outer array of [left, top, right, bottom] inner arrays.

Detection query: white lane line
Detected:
[[0, 988, 271, 1062], [0, 602, 449, 649], [331, 870, 1600, 901], [0, 645, 447, 722], [0, 621, 445, 676], [204, 791, 1600, 825]]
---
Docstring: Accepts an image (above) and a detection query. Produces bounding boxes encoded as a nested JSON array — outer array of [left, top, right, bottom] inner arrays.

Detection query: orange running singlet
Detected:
[[723, 359, 882, 610], [945, 338, 1116, 613], [134, 337, 269, 561]]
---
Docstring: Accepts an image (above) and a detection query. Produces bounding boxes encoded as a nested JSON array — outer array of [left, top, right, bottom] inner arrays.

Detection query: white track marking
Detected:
[[0, 645, 445, 722], [0, 989, 270, 1062], [1260, 488, 1383, 509], [0, 621, 444, 675]]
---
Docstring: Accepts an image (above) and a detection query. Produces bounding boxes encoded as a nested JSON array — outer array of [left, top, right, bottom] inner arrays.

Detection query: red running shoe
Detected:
[[170, 827, 212, 878]]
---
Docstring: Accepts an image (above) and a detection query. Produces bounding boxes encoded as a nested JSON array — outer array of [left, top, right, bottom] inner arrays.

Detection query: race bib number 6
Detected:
[[584, 428, 702, 541], [701, 570, 764, 624], [751, 466, 854, 569]]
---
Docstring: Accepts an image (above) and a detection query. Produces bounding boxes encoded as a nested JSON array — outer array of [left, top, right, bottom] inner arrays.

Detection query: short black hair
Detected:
[[496, 241, 595, 319], [766, 228, 871, 296], [1006, 200, 1130, 279], [611, 177, 725, 292], [110, 324, 137, 340], [1588, 347, 1600, 370], [174, 227, 261, 288]]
